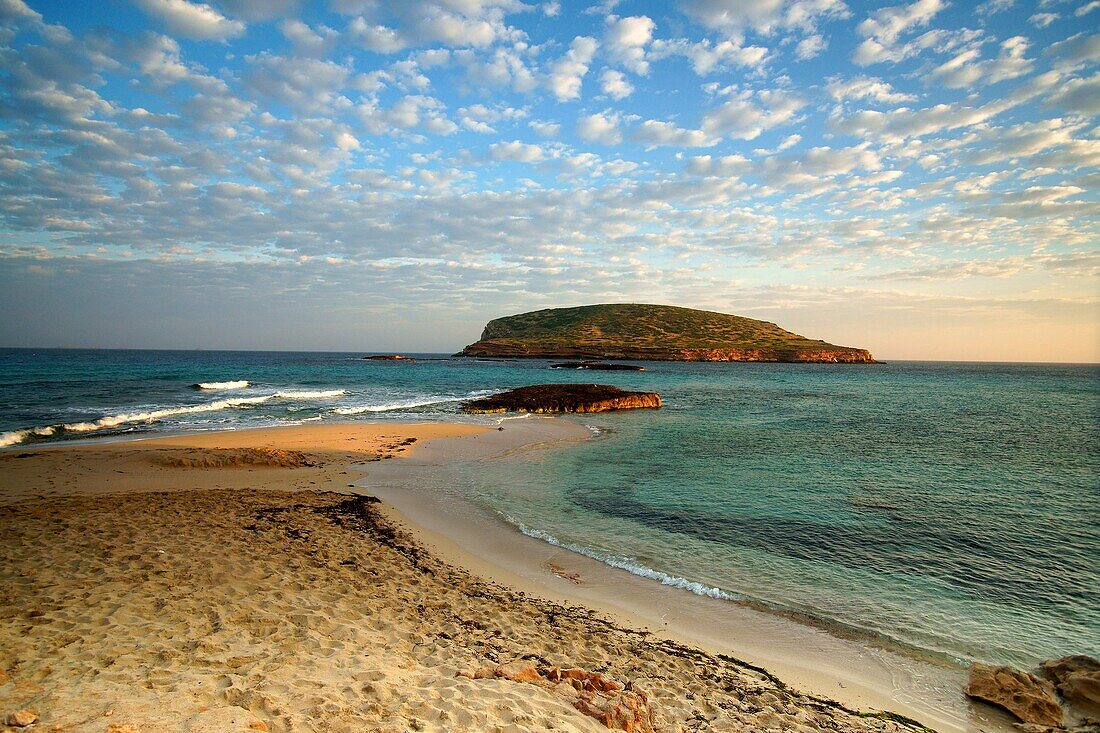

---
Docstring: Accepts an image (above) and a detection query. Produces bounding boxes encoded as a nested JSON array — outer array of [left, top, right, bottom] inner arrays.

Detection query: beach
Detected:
[[0, 421, 1023, 732]]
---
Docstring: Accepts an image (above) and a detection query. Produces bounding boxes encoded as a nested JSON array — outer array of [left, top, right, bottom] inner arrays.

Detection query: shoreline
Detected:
[[352, 417, 1014, 733], [0, 420, 1015, 732]]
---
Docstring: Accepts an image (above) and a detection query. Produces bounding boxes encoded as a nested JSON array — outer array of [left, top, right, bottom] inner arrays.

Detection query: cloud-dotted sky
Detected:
[[0, 0, 1097, 360]]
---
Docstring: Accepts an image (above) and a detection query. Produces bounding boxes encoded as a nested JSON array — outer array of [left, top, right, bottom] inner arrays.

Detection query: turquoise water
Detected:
[[1, 348, 1096, 668]]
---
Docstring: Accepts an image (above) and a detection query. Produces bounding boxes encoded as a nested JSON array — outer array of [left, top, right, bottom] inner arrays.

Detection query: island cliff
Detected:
[[457, 304, 876, 363]]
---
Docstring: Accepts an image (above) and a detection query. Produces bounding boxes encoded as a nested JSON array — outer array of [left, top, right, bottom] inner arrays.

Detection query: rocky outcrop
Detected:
[[551, 361, 646, 371], [457, 304, 877, 363], [965, 663, 1064, 726], [363, 354, 413, 361], [1043, 655, 1100, 714], [457, 661, 658, 732], [461, 384, 661, 413], [463, 342, 875, 363]]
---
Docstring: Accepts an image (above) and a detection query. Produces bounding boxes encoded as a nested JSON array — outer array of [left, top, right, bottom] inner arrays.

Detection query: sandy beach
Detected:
[[1, 422, 1004, 732]]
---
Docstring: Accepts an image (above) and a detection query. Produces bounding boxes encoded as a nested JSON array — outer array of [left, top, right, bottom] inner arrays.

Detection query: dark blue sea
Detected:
[[1, 348, 1097, 668]]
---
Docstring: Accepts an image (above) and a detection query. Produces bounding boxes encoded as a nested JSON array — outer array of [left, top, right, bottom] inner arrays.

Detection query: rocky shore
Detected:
[[461, 384, 662, 413]]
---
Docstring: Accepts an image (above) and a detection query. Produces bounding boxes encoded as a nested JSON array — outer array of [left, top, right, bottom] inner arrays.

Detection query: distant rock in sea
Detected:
[[457, 303, 876, 363], [363, 354, 413, 361], [461, 384, 661, 413], [550, 360, 645, 371]]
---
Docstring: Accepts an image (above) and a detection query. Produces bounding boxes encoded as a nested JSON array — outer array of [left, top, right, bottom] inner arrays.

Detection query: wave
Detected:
[[332, 390, 496, 415], [274, 389, 346, 400], [505, 516, 741, 602], [192, 380, 249, 390], [0, 390, 350, 447]]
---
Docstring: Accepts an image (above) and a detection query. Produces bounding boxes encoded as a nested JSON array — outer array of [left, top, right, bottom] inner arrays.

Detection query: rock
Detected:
[[461, 384, 661, 414], [6, 710, 38, 727], [494, 660, 542, 683], [105, 725, 141, 733], [574, 689, 655, 732], [1043, 656, 1100, 713], [363, 354, 413, 361], [550, 361, 645, 371], [248, 722, 269, 732], [966, 662, 1064, 726]]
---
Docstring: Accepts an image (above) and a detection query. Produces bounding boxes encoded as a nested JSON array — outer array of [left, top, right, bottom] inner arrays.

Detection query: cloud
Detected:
[[927, 36, 1032, 88], [1045, 72, 1100, 115], [576, 111, 622, 144], [489, 140, 545, 162], [132, 0, 245, 41], [1044, 33, 1100, 68], [343, 0, 525, 53], [599, 68, 633, 99], [604, 15, 655, 74], [795, 34, 827, 59], [1028, 12, 1059, 27], [547, 36, 598, 101], [853, 0, 945, 65], [677, 0, 849, 36], [826, 75, 916, 104], [650, 38, 769, 75]]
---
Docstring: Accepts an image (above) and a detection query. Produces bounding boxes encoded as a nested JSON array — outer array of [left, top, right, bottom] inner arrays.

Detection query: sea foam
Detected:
[[193, 380, 249, 390], [505, 516, 741, 602]]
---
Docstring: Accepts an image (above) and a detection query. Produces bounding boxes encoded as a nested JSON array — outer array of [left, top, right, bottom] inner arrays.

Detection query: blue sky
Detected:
[[0, 0, 1097, 360]]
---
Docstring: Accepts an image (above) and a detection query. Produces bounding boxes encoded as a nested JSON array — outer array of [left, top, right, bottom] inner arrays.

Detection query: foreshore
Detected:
[[0, 421, 1012, 732]]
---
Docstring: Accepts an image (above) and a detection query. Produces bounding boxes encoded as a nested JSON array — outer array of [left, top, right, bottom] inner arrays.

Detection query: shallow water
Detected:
[[1, 348, 1096, 668]]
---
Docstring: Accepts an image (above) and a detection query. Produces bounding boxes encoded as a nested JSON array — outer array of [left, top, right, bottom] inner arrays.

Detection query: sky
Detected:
[[0, 0, 1097, 361]]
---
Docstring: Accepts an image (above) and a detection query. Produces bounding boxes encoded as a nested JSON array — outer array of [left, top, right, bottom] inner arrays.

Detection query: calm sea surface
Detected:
[[1, 348, 1096, 668]]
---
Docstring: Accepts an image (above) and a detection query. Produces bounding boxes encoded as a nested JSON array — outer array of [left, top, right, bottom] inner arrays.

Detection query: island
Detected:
[[457, 304, 876, 363], [461, 384, 662, 413]]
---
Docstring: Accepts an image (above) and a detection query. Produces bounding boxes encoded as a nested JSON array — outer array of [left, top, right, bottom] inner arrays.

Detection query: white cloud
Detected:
[[795, 34, 827, 59], [528, 119, 561, 137], [927, 36, 1032, 88], [1076, 1, 1099, 15], [577, 111, 622, 144], [650, 38, 768, 75], [599, 68, 633, 99], [604, 15, 655, 74], [547, 36, 598, 101], [1045, 72, 1100, 115], [1044, 33, 1100, 68], [677, 0, 849, 35], [826, 75, 916, 104], [489, 140, 545, 162], [132, 0, 245, 41], [631, 120, 714, 147], [1028, 12, 1059, 27], [279, 19, 338, 56], [853, 0, 945, 65]]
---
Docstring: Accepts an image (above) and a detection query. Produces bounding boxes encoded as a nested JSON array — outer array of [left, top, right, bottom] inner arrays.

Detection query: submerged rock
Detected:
[[1043, 655, 1100, 714], [461, 384, 661, 413], [965, 662, 1064, 726], [550, 361, 646, 371]]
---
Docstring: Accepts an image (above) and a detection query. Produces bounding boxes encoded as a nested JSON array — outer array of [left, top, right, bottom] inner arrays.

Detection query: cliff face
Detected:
[[458, 304, 876, 364], [461, 384, 662, 413]]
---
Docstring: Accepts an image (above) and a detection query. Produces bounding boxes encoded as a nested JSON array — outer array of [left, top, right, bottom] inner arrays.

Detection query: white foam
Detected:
[[62, 395, 278, 433], [194, 380, 249, 390], [274, 389, 346, 400], [507, 517, 741, 602], [332, 390, 496, 415]]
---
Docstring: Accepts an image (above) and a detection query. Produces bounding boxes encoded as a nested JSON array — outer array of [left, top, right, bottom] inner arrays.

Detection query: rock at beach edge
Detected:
[[461, 384, 661, 414]]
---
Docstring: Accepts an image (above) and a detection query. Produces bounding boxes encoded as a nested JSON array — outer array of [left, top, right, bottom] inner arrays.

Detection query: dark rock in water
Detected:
[[363, 354, 414, 361], [462, 384, 661, 414], [966, 662, 1064, 726], [550, 361, 645, 371], [1043, 656, 1100, 714]]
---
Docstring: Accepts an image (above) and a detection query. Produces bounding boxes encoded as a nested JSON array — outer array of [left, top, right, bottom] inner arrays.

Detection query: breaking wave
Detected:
[[1, 390, 350, 446], [192, 380, 249, 390], [332, 390, 495, 415], [274, 389, 346, 399]]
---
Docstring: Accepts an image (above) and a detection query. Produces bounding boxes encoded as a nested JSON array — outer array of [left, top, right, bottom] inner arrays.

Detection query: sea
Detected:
[[1, 348, 1097, 670]]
